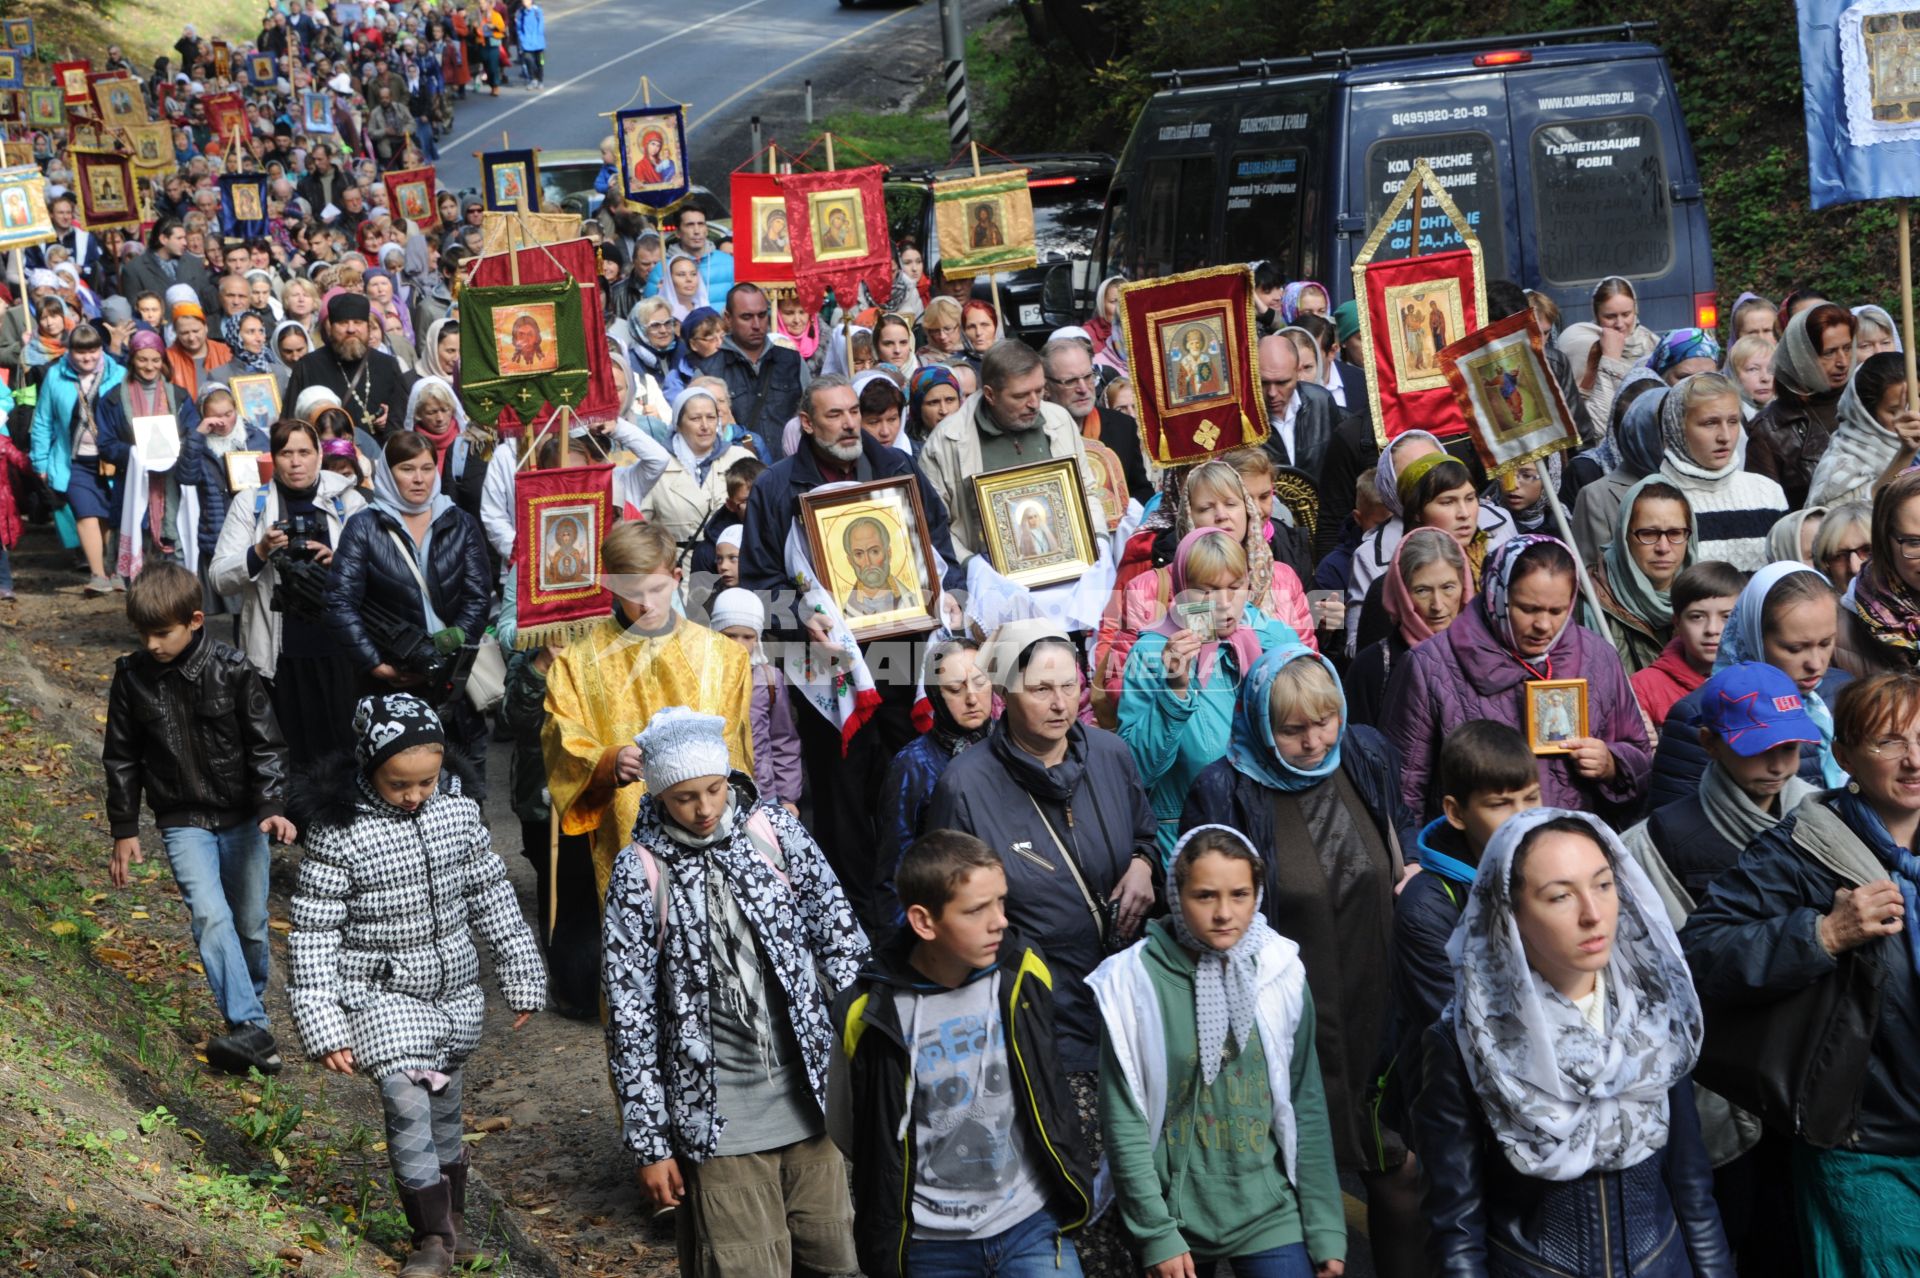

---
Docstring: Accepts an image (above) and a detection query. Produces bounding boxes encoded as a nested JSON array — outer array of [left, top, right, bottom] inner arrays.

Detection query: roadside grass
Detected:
[[800, 106, 953, 171], [17, 0, 265, 75]]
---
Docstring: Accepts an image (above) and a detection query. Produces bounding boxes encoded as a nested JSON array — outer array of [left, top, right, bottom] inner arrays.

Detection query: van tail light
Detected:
[[1028, 176, 1079, 189], [1472, 50, 1532, 67], [1694, 293, 1719, 332]]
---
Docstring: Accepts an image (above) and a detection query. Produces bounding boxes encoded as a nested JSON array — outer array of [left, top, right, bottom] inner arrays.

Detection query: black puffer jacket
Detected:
[[324, 502, 492, 673], [103, 632, 288, 838], [1418, 1021, 1734, 1278]]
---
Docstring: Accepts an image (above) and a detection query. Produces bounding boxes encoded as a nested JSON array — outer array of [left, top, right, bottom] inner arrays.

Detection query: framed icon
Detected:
[[25, 88, 64, 129], [480, 148, 540, 213], [2, 18, 33, 55], [969, 456, 1100, 590], [0, 51, 23, 91], [798, 475, 942, 642], [1525, 678, 1589, 755], [228, 374, 282, 432], [0, 165, 52, 251]]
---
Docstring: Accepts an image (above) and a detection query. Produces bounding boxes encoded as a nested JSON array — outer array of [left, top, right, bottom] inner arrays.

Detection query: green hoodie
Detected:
[[1098, 920, 1345, 1267]]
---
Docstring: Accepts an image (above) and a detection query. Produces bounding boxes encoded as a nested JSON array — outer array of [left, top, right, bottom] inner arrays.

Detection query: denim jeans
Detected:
[[0, 545, 12, 592], [159, 823, 270, 1029], [907, 1207, 1084, 1278], [1194, 1243, 1313, 1278]]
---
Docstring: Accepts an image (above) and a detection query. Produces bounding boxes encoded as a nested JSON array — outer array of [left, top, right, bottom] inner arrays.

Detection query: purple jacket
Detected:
[[1382, 604, 1651, 823], [750, 665, 802, 804]]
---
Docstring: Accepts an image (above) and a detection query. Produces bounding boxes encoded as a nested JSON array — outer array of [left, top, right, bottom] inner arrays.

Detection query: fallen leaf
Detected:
[[93, 713, 107, 724], [47, 921, 76, 937], [94, 946, 134, 964], [268, 919, 292, 933], [129, 911, 149, 921], [475, 1116, 511, 1133]]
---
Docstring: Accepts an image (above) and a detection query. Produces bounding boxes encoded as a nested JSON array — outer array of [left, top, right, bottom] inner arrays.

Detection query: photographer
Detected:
[[325, 431, 492, 790], [210, 418, 367, 771]]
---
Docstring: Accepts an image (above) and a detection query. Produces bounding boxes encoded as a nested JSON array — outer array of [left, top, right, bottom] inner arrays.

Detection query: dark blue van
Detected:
[[1056, 24, 1718, 335]]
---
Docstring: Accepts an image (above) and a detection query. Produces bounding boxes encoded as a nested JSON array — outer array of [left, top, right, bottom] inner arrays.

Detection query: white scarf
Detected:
[[779, 490, 880, 740], [1808, 370, 1899, 509], [1449, 808, 1703, 1181]]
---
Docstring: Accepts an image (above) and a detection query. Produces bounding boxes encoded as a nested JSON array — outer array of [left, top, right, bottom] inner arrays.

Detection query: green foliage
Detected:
[[975, 0, 1905, 311]]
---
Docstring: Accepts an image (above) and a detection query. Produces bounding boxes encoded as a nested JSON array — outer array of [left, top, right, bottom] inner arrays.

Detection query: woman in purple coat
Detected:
[[1383, 534, 1652, 822]]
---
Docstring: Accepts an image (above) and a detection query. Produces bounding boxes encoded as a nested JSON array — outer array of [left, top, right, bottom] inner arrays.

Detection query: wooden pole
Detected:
[[1902, 199, 1917, 415], [546, 807, 559, 940], [1409, 178, 1424, 260], [1542, 477, 1612, 649], [641, 76, 650, 108], [971, 142, 1004, 335]]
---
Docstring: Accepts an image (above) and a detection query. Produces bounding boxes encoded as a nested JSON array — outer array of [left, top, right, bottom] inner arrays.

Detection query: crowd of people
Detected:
[[36, 15, 1920, 1278]]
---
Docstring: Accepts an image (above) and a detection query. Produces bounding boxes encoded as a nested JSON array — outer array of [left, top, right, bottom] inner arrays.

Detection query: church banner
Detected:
[[511, 462, 614, 650], [218, 173, 268, 238], [1799, 0, 1920, 206], [1116, 264, 1266, 467], [465, 237, 621, 433], [932, 168, 1036, 278], [614, 105, 689, 212], [731, 169, 794, 290], [382, 165, 436, 227], [73, 149, 137, 234], [1439, 309, 1581, 481], [0, 165, 53, 251], [780, 164, 891, 313], [458, 277, 593, 428]]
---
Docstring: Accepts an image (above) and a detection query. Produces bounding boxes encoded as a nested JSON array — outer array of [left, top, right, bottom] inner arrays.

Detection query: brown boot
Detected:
[[397, 1177, 455, 1277], [442, 1157, 490, 1266]]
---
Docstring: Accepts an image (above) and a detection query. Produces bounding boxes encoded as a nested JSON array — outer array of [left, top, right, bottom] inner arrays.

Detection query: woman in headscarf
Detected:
[[1093, 824, 1348, 1278], [876, 635, 994, 930], [1748, 303, 1856, 508], [1656, 372, 1788, 570], [21, 293, 72, 368], [772, 292, 821, 370], [209, 312, 287, 398], [1650, 562, 1851, 809], [663, 305, 724, 401], [906, 364, 962, 446], [1386, 535, 1653, 822], [1277, 280, 1330, 324], [625, 295, 680, 389], [1836, 468, 1920, 678], [1728, 292, 1779, 343], [1645, 326, 1724, 383], [1682, 672, 1920, 1278], [1584, 477, 1700, 674], [95, 328, 200, 567], [1118, 527, 1299, 861], [180, 381, 269, 597], [415, 316, 459, 385], [1851, 302, 1903, 362], [641, 384, 755, 567], [1352, 452, 1504, 653], [1815, 500, 1873, 599], [1568, 369, 1667, 563], [1808, 351, 1919, 510], [1094, 318, 1130, 376], [1181, 647, 1426, 1278], [886, 239, 928, 319], [1083, 274, 1124, 351], [402, 374, 463, 466], [1419, 808, 1731, 1278], [1347, 527, 1473, 729], [871, 311, 919, 381], [661, 248, 708, 322], [1768, 507, 1826, 567], [1559, 275, 1661, 429]]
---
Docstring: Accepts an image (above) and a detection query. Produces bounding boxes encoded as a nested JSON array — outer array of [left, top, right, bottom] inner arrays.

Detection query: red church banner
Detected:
[[1116, 264, 1266, 468], [779, 164, 891, 314]]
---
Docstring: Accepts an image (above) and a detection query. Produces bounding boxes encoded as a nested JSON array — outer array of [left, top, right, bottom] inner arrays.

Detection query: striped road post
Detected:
[[939, 0, 971, 151]]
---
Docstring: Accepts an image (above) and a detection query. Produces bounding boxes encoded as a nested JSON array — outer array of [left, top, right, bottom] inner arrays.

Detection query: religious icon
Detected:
[[615, 105, 688, 206], [1525, 678, 1589, 754], [249, 54, 277, 87], [0, 53, 22, 91], [753, 197, 790, 262], [807, 189, 867, 262], [25, 88, 62, 128], [969, 199, 1005, 248], [0, 187, 26, 228], [1383, 278, 1466, 392], [492, 302, 559, 375], [834, 511, 921, 618], [301, 90, 333, 134], [89, 170, 125, 212], [481, 150, 539, 213], [798, 476, 941, 641], [3, 18, 34, 54], [1159, 315, 1229, 408], [0, 164, 49, 251], [1863, 11, 1920, 124], [1440, 309, 1580, 482], [229, 373, 281, 430], [539, 509, 593, 592], [230, 182, 265, 222], [57, 63, 89, 103], [129, 124, 166, 165], [396, 181, 429, 222], [494, 166, 523, 208], [971, 456, 1100, 589]]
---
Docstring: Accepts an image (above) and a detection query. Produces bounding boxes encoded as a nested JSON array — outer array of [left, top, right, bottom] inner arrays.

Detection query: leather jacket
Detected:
[[324, 502, 492, 673], [1417, 1021, 1734, 1278], [103, 634, 288, 839]]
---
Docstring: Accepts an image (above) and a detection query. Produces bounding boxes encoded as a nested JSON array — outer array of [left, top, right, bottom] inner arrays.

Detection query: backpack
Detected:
[[628, 807, 789, 949]]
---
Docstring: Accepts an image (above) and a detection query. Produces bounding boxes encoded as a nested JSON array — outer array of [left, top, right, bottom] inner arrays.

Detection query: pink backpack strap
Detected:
[[744, 810, 791, 887], [631, 812, 790, 951]]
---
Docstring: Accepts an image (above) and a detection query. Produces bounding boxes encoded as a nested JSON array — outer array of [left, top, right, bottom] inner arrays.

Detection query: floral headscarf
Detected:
[[1278, 281, 1329, 325], [1374, 429, 1446, 518], [1644, 327, 1721, 378], [907, 365, 962, 444], [1482, 534, 1576, 659]]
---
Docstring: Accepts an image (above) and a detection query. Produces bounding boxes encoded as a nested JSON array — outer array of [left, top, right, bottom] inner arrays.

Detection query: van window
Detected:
[[1221, 148, 1307, 276], [1032, 184, 1106, 261], [1136, 155, 1215, 278], [1364, 133, 1506, 273], [1530, 116, 1672, 284]]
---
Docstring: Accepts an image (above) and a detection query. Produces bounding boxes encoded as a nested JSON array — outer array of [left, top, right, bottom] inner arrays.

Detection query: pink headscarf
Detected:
[[1147, 527, 1267, 686], [1382, 526, 1476, 647]]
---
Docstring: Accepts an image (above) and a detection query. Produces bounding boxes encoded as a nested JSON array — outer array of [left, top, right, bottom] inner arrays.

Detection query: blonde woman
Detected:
[[920, 296, 966, 359], [1557, 275, 1660, 430]]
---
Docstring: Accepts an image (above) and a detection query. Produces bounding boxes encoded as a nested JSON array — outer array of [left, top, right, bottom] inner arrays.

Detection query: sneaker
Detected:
[[83, 575, 113, 597], [206, 1025, 284, 1076], [0, 589, 15, 603]]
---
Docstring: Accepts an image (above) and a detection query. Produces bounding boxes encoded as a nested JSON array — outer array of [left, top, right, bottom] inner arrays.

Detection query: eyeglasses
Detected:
[[1046, 373, 1095, 388], [1825, 544, 1870, 565], [1630, 527, 1691, 547], [1859, 735, 1920, 761], [1894, 535, 1920, 561], [643, 319, 674, 331]]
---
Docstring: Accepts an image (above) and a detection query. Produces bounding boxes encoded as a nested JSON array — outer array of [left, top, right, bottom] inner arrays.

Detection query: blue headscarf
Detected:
[[1832, 789, 1920, 970], [1227, 640, 1345, 793], [1645, 327, 1723, 378], [1585, 372, 1666, 477], [1715, 561, 1847, 788]]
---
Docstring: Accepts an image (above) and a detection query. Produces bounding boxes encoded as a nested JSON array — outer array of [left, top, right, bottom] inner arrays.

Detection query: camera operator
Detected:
[[210, 418, 368, 772], [325, 431, 494, 793]]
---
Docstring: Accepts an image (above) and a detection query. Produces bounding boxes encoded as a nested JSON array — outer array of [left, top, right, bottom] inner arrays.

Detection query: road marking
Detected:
[[688, 3, 923, 133], [444, 0, 775, 151]]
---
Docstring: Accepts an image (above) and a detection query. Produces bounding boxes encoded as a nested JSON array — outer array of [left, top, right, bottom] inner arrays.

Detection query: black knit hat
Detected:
[[351, 694, 445, 771]]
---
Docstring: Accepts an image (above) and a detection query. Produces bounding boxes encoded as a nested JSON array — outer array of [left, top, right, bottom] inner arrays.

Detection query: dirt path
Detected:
[[0, 522, 672, 1276]]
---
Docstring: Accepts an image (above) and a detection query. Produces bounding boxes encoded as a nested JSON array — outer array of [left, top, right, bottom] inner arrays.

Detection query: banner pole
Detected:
[[971, 141, 1004, 330], [1901, 199, 1917, 412], [1542, 477, 1612, 649]]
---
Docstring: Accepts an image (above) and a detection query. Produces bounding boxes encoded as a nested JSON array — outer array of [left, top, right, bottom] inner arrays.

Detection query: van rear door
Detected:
[[1337, 68, 1516, 289], [1505, 54, 1708, 332]]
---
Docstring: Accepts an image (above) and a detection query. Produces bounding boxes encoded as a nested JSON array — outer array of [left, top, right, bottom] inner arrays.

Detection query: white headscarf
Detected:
[[662, 249, 709, 322], [1449, 808, 1703, 1182], [667, 385, 724, 481]]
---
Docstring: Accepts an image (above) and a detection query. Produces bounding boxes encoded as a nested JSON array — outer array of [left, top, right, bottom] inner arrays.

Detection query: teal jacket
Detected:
[[29, 351, 124, 492], [1118, 606, 1298, 864]]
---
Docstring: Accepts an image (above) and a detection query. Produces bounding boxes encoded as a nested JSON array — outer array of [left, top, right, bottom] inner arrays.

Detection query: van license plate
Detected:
[[1020, 305, 1042, 327]]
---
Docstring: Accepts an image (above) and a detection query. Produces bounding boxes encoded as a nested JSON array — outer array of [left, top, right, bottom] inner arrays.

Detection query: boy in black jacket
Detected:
[[104, 563, 295, 1076], [830, 831, 1093, 1278]]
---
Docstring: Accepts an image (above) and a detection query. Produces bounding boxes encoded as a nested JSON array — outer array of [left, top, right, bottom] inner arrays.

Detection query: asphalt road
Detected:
[[431, 0, 1003, 201]]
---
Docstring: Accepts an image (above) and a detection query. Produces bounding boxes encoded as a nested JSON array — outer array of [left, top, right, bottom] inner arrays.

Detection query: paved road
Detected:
[[432, 0, 1002, 199]]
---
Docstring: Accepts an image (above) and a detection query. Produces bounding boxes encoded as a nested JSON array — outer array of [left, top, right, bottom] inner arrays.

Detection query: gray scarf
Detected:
[[1166, 824, 1274, 1085]]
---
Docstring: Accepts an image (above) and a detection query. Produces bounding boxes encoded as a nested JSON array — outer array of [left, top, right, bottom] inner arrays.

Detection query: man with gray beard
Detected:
[[740, 374, 963, 933], [283, 292, 410, 439]]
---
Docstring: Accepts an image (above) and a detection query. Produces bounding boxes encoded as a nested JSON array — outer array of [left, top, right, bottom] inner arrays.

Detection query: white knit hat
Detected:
[[708, 587, 763, 634], [716, 524, 744, 550], [635, 707, 731, 795]]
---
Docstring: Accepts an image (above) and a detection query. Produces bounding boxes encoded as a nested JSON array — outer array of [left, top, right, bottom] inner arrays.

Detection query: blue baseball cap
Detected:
[[1698, 662, 1821, 756]]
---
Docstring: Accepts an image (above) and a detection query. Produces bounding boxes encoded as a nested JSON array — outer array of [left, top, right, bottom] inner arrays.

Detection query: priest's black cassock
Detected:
[[284, 293, 410, 436]]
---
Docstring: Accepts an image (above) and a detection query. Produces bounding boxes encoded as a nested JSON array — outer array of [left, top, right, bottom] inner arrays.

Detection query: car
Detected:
[[886, 152, 1113, 347], [535, 148, 731, 228], [1054, 22, 1718, 338]]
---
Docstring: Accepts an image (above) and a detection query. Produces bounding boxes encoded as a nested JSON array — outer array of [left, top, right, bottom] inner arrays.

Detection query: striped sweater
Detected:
[[1657, 449, 1787, 572]]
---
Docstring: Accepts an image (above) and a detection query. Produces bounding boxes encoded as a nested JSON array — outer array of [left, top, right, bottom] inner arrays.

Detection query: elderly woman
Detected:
[[1647, 327, 1724, 384], [1651, 562, 1852, 809], [1348, 527, 1473, 728], [210, 418, 367, 769], [1852, 302, 1902, 361], [920, 296, 966, 359], [1386, 535, 1652, 822], [1727, 333, 1777, 419], [1682, 672, 1920, 1276], [1587, 477, 1699, 673], [626, 295, 681, 389], [641, 385, 755, 566], [1559, 275, 1661, 429], [1119, 528, 1298, 860], [1836, 469, 1920, 677], [1808, 352, 1920, 510], [1181, 643, 1424, 1276], [1657, 372, 1789, 570], [1749, 304, 1857, 508], [1422, 809, 1733, 1277], [402, 375, 463, 464], [924, 619, 1157, 1278], [1815, 501, 1873, 599], [1353, 452, 1506, 652]]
